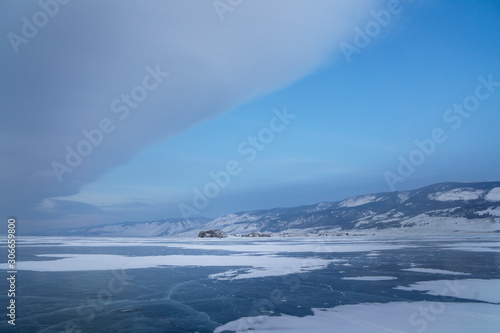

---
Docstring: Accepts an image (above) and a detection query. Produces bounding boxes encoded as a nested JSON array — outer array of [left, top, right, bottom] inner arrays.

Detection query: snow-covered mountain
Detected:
[[40, 217, 210, 237], [181, 181, 500, 236], [41, 182, 500, 237]]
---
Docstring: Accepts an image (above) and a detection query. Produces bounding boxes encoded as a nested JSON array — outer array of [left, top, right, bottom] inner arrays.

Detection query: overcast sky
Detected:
[[1, 0, 499, 232]]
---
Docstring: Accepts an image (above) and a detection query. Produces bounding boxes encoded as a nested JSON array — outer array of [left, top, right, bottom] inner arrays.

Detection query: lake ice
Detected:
[[0, 235, 499, 332]]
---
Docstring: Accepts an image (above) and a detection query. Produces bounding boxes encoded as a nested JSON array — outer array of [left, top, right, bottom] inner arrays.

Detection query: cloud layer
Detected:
[[0, 0, 379, 227]]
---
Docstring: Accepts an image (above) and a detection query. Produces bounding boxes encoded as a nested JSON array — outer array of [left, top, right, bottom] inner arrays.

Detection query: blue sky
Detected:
[[1, 0, 499, 231]]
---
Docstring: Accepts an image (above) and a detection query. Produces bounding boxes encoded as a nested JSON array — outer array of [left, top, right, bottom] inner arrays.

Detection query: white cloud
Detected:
[[0, 0, 380, 227]]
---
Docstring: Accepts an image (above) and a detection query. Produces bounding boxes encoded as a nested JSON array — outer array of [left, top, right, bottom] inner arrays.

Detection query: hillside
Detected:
[[39, 182, 500, 237]]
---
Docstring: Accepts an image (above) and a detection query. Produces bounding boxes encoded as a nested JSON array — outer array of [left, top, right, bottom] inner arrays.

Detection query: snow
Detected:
[[398, 192, 410, 203], [369, 210, 396, 222], [342, 276, 397, 281], [178, 213, 271, 236], [476, 207, 500, 217], [402, 268, 470, 275], [351, 205, 498, 234], [485, 187, 500, 201], [444, 246, 500, 253], [166, 242, 412, 253], [0, 253, 341, 280], [442, 241, 500, 253], [90, 222, 177, 237], [306, 202, 333, 212], [70, 219, 206, 237], [338, 195, 377, 208], [214, 302, 500, 333], [444, 241, 500, 248], [395, 279, 500, 304], [397, 214, 499, 233], [5, 234, 500, 332], [427, 189, 485, 201]]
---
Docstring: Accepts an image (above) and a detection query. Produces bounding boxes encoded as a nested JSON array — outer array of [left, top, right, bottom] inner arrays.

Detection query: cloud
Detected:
[[0, 0, 380, 227]]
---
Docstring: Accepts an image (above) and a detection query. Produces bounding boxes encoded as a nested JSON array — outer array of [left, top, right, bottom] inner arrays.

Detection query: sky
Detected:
[[1, 0, 499, 232]]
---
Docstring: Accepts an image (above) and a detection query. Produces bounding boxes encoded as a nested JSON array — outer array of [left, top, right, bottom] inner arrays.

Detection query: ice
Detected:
[[0, 253, 341, 280], [342, 276, 397, 281], [443, 241, 500, 248], [395, 279, 500, 303], [442, 241, 500, 253], [1, 234, 498, 332], [214, 302, 500, 333], [164, 242, 412, 253], [2, 237, 410, 252], [402, 268, 471, 275]]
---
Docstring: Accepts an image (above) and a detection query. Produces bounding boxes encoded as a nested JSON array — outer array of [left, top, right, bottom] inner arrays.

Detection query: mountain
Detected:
[[39, 181, 500, 237], [189, 181, 500, 236], [38, 217, 210, 237]]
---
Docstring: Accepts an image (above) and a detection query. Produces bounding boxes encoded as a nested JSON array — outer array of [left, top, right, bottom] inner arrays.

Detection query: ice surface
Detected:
[[443, 241, 500, 248], [442, 241, 500, 253], [395, 279, 500, 303], [342, 276, 397, 281], [402, 268, 471, 275], [447, 247, 500, 253], [167, 242, 411, 253], [1, 253, 341, 280], [1, 235, 498, 332], [2, 237, 410, 251], [214, 301, 500, 333]]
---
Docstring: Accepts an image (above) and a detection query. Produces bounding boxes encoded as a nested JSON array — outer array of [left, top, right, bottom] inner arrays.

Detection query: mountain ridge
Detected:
[[36, 181, 500, 237]]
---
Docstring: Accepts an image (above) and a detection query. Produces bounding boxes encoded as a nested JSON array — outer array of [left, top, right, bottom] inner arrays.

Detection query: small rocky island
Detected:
[[197, 229, 227, 238]]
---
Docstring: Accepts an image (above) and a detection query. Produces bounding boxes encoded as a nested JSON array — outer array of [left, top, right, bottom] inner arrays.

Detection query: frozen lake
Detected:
[[1, 235, 499, 332]]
